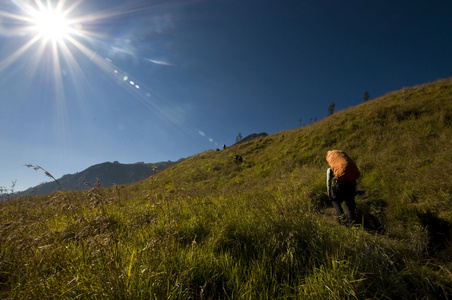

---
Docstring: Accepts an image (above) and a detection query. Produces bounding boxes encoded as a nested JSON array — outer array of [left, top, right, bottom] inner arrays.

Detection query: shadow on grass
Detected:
[[418, 210, 452, 255], [355, 189, 386, 233]]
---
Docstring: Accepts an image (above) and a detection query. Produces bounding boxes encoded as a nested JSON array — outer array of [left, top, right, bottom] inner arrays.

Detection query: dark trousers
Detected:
[[331, 181, 357, 222]]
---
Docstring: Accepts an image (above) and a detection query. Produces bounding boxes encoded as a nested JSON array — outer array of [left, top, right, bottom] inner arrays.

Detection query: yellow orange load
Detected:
[[326, 150, 360, 182]]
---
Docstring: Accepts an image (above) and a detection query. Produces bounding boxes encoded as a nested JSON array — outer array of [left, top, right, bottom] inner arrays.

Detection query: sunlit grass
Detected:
[[1, 78, 452, 298]]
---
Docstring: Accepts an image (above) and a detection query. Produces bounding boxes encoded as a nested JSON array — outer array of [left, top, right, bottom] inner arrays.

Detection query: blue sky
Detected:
[[1, 0, 451, 192]]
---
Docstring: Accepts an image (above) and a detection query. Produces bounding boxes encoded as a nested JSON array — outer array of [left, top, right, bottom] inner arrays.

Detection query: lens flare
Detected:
[[0, 0, 219, 148]]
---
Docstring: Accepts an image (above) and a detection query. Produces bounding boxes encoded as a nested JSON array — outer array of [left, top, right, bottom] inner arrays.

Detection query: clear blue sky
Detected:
[[1, 0, 451, 192]]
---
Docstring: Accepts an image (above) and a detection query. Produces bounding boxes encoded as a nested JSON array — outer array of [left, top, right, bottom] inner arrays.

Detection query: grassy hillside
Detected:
[[1, 78, 452, 299]]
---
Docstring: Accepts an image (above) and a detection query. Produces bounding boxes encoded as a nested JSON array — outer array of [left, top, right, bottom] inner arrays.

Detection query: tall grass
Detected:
[[1, 78, 452, 298]]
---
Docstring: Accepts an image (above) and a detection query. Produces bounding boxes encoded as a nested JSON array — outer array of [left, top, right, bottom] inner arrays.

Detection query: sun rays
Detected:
[[0, 0, 177, 101], [0, 0, 84, 74], [0, 0, 220, 149]]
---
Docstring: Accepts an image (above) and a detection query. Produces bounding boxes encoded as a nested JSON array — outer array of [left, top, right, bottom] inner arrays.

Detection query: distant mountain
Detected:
[[18, 160, 183, 196], [235, 132, 268, 144]]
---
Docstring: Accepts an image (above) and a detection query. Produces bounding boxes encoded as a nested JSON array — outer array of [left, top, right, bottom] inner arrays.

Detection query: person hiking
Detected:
[[326, 150, 360, 226]]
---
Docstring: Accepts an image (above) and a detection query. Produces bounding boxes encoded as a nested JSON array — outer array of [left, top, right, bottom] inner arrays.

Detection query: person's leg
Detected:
[[343, 183, 357, 225], [331, 199, 344, 216], [331, 183, 346, 223], [331, 197, 346, 224], [344, 197, 356, 225]]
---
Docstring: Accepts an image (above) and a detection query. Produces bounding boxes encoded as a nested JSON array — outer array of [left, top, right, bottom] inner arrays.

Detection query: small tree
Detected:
[[328, 102, 336, 116], [235, 133, 243, 143], [363, 91, 370, 102]]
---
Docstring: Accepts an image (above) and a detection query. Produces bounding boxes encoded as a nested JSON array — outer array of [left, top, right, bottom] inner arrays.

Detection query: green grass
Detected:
[[1, 78, 452, 298]]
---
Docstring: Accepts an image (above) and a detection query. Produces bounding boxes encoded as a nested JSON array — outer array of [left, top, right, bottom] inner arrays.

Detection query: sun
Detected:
[[28, 2, 75, 43], [31, 7, 71, 42], [0, 1, 87, 76]]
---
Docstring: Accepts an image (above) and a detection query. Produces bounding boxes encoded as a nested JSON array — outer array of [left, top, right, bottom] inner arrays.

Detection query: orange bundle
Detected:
[[326, 150, 360, 182]]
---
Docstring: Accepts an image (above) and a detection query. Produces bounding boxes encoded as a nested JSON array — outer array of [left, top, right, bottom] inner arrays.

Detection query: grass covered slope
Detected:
[[1, 79, 452, 299]]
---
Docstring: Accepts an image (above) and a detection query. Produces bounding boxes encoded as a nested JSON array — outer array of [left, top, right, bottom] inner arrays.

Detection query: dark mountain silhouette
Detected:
[[235, 132, 268, 144], [19, 160, 183, 196]]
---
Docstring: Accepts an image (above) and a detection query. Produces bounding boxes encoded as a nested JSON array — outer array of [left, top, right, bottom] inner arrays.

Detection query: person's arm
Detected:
[[327, 168, 332, 199]]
